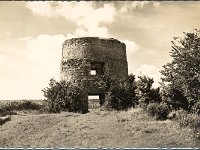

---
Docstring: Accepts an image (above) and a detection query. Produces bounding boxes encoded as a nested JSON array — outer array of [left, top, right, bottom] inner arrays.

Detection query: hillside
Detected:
[[0, 108, 196, 148]]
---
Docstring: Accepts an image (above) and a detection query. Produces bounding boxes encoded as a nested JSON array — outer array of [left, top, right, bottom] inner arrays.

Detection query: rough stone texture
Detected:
[[60, 37, 128, 110]]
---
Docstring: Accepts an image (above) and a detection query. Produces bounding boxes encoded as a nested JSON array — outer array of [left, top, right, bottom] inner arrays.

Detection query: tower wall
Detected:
[[60, 37, 128, 110]]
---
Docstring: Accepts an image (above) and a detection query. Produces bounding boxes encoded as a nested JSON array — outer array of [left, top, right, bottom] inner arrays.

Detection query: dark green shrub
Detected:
[[126, 74, 138, 105], [104, 84, 134, 111], [20, 100, 41, 110], [174, 110, 200, 129], [174, 110, 200, 143], [192, 101, 200, 115], [0, 100, 43, 111], [0, 108, 7, 116], [139, 103, 148, 111], [100, 74, 137, 111], [136, 75, 162, 107], [161, 84, 189, 111], [146, 103, 170, 120], [42, 79, 84, 113]]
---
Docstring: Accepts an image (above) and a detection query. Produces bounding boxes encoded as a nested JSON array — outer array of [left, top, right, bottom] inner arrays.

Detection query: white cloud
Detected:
[[119, 1, 160, 13], [26, 2, 116, 27], [123, 40, 139, 53], [26, 34, 65, 64], [0, 55, 10, 66], [19, 36, 33, 41], [131, 1, 150, 9], [0, 34, 68, 99], [153, 2, 160, 8], [135, 64, 161, 88], [26, 2, 116, 38], [26, 34, 67, 86], [26, 1, 58, 17], [74, 26, 109, 38]]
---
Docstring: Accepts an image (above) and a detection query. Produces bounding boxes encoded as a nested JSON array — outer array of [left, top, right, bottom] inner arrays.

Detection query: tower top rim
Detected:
[[63, 37, 124, 45]]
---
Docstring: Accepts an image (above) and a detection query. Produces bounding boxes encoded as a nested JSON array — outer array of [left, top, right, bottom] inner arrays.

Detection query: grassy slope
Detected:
[[0, 108, 196, 148]]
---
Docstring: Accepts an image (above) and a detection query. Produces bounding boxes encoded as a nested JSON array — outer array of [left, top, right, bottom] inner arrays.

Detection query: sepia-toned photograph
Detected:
[[0, 1, 200, 148]]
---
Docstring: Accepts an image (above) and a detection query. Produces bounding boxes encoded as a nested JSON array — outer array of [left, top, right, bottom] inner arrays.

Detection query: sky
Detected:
[[1, 1, 200, 100]]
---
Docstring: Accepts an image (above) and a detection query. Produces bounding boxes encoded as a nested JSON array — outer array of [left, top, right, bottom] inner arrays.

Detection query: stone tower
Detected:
[[60, 37, 128, 111]]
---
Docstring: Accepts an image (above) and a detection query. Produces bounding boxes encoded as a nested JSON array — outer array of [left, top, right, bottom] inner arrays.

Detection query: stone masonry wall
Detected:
[[60, 37, 128, 109]]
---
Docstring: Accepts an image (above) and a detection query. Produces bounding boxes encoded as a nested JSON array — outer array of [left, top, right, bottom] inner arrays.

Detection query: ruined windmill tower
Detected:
[[60, 37, 128, 111]]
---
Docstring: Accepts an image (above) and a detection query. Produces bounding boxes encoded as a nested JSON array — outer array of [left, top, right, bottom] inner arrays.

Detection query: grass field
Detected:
[[0, 107, 197, 148]]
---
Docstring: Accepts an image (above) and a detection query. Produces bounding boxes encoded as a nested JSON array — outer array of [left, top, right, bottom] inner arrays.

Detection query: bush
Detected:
[[161, 85, 189, 111], [173, 110, 200, 143], [20, 101, 42, 110], [104, 84, 134, 111], [136, 75, 162, 106], [0, 100, 43, 112], [146, 103, 170, 120], [126, 74, 138, 105], [174, 110, 200, 129], [42, 79, 85, 113], [100, 74, 137, 111], [139, 103, 148, 111], [192, 101, 200, 115]]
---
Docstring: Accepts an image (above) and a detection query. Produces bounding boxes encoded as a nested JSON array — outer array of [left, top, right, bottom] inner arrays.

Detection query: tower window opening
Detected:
[[88, 95, 99, 99], [90, 62, 104, 76], [88, 95, 100, 109], [90, 70, 97, 75]]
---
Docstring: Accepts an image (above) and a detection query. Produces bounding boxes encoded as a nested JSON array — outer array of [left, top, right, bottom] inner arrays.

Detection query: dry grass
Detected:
[[0, 107, 197, 148]]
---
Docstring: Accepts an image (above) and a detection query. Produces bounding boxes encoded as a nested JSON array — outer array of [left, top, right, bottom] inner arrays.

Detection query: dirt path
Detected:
[[0, 108, 196, 148]]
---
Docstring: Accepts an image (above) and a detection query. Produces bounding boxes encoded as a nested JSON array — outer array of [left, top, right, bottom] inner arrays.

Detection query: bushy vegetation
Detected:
[[161, 85, 189, 110], [146, 103, 170, 120], [104, 83, 134, 110], [136, 76, 162, 108], [173, 110, 199, 128], [101, 74, 137, 111], [42, 75, 137, 113], [160, 29, 200, 113], [173, 110, 200, 143], [158, 30, 200, 145], [0, 100, 44, 116], [42, 79, 86, 113]]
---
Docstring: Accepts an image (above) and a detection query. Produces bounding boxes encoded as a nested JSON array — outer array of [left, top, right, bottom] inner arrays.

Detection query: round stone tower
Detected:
[[60, 37, 128, 110]]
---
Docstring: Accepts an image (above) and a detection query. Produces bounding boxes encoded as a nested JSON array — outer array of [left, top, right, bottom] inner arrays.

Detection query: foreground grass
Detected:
[[0, 108, 197, 148]]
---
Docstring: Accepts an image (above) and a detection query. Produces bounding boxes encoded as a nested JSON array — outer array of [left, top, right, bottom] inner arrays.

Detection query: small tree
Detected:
[[160, 29, 200, 113], [136, 75, 162, 108]]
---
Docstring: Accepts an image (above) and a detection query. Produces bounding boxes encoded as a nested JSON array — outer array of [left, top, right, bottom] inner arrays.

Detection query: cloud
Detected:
[[119, 1, 160, 13], [123, 40, 139, 53], [25, 34, 67, 87], [26, 2, 116, 38], [26, 1, 58, 17], [26, 34, 65, 64], [0, 55, 10, 66], [131, 1, 151, 9], [153, 2, 160, 8], [74, 26, 109, 38], [0, 34, 67, 99], [135, 64, 161, 88]]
